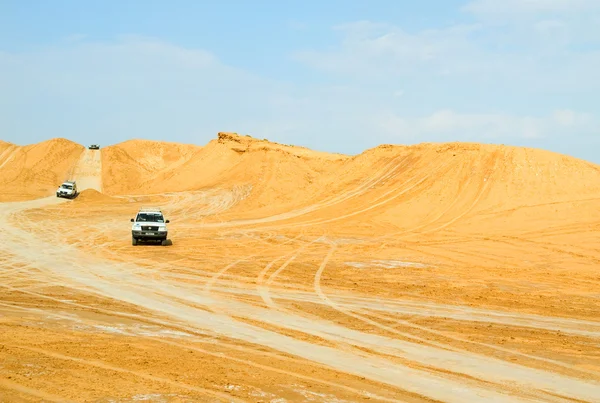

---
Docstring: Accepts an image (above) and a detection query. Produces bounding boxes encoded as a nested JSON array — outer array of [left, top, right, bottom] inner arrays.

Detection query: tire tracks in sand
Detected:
[[6, 200, 600, 402], [3, 344, 245, 402], [0, 377, 77, 403], [0, 300, 400, 403], [257, 235, 600, 379]]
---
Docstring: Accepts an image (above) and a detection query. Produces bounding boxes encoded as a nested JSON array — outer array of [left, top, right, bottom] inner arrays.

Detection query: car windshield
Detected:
[[136, 213, 164, 222], [61, 184, 73, 189]]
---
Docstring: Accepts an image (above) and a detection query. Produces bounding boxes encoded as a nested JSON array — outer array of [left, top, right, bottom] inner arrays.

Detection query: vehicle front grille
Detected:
[[142, 226, 159, 231]]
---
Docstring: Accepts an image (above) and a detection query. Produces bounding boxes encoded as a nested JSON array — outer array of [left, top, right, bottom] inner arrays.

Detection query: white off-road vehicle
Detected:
[[130, 207, 170, 246], [56, 180, 78, 199]]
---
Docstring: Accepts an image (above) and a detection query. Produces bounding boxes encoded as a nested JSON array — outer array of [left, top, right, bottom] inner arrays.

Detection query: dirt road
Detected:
[[1, 139, 600, 402], [71, 149, 103, 192]]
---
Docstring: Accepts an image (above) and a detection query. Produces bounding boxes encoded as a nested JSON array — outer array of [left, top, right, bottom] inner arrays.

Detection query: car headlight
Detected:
[[158, 227, 166, 232], [133, 224, 141, 229]]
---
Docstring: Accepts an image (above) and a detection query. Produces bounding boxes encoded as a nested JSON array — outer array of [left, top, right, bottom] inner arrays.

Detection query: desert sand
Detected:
[[1, 132, 599, 402]]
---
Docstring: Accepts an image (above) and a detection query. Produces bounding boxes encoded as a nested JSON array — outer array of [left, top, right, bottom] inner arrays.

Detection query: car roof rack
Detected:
[[139, 207, 162, 213]]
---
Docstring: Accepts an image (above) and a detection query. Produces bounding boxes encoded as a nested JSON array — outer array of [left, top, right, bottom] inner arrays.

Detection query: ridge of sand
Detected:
[[99, 132, 348, 197], [0, 138, 84, 201], [3, 133, 600, 217], [214, 131, 348, 160], [88, 133, 599, 233], [100, 139, 203, 196]]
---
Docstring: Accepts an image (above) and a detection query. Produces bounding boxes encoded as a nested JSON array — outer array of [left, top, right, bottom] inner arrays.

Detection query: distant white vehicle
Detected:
[[130, 207, 170, 246], [56, 180, 78, 199]]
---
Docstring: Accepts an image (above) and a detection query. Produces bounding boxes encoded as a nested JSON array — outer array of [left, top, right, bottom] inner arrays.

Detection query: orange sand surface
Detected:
[[1, 132, 599, 402]]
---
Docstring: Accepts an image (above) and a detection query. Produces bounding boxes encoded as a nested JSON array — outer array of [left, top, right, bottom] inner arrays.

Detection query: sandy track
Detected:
[[70, 148, 103, 192], [2, 197, 600, 402]]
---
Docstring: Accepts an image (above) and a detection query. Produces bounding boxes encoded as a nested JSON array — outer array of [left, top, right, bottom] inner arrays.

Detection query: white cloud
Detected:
[[462, 0, 600, 17], [374, 109, 597, 143], [461, 0, 600, 50], [551, 109, 594, 127], [293, 22, 488, 78], [0, 37, 393, 154], [0, 36, 288, 145], [293, 15, 600, 87]]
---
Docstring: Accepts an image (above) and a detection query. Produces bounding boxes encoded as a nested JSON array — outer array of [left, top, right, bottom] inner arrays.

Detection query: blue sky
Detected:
[[1, 0, 599, 163]]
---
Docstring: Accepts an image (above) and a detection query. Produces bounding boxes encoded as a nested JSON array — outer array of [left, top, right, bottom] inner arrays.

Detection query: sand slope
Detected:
[[100, 138, 202, 195], [318, 142, 600, 234], [96, 133, 598, 224], [0, 138, 84, 201], [100, 133, 349, 216]]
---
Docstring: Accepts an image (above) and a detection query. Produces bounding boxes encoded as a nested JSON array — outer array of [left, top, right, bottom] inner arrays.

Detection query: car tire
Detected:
[[161, 239, 168, 246], [132, 237, 138, 246]]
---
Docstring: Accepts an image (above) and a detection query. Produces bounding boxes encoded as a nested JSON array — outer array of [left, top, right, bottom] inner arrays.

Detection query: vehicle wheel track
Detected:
[[6, 344, 245, 402]]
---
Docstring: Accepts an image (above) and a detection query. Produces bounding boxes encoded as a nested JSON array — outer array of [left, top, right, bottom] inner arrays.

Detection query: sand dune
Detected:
[[1, 132, 600, 402], [5, 133, 599, 213], [93, 133, 600, 225], [0, 138, 83, 201], [100, 138, 202, 195]]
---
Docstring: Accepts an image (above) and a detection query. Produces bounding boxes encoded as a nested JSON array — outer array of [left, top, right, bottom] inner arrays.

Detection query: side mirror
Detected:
[[166, 220, 170, 223], [130, 218, 134, 222]]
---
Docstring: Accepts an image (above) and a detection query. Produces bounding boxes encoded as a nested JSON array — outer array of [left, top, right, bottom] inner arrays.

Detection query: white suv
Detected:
[[56, 180, 78, 199], [130, 207, 170, 246]]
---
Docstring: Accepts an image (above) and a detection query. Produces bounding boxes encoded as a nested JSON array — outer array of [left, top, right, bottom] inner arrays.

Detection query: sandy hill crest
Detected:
[[215, 132, 348, 160], [100, 138, 203, 195], [0, 134, 599, 216], [98, 132, 349, 197]]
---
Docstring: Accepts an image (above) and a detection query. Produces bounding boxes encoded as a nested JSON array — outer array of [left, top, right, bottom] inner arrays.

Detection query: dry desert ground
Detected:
[[0, 132, 599, 402]]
